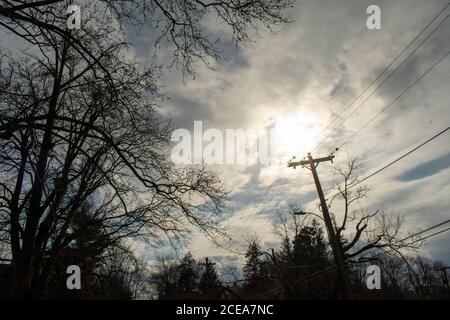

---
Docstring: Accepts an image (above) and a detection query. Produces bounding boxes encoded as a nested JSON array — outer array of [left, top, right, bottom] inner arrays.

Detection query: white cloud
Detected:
[[150, 0, 450, 264]]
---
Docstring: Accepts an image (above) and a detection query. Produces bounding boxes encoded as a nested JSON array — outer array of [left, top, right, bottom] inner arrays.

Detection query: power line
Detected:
[[288, 5, 450, 222], [287, 5, 450, 215], [283, 4, 450, 220], [348, 125, 450, 189], [314, 17, 450, 154], [408, 226, 450, 243], [318, 120, 448, 217], [320, 56, 450, 202], [307, 3, 450, 151], [230, 219, 450, 294], [301, 5, 450, 157], [303, 122, 450, 248], [370, 221, 450, 259], [398, 219, 450, 244], [246, 264, 336, 299], [338, 50, 450, 149]]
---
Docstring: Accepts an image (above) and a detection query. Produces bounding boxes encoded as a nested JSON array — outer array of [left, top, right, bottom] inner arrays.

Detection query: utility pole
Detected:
[[199, 257, 216, 269], [199, 257, 218, 295], [288, 153, 351, 299]]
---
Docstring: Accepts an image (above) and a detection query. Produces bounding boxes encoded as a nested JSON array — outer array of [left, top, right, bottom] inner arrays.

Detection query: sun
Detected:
[[272, 111, 323, 161]]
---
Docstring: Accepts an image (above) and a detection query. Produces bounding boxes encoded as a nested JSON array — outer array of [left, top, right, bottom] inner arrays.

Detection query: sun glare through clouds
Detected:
[[273, 110, 324, 161]]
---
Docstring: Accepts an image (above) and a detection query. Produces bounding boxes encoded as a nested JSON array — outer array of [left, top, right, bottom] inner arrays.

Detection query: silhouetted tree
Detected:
[[272, 208, 335, 298], [177, 252, 200, 293], [0, 0, 295, 74], [92, 246, 151, 300], [279, 237, 292, 264], [151, 256, 180, 300], [0, 0, 295, 298], [243, 239, 265, 288], [198, 258, 220, 294], [274, 205, 306, 264], [41, 201, 112, 298], [328, 158, 424, 261], [29, 201, 151, 300], [292, 220, 328, 267]]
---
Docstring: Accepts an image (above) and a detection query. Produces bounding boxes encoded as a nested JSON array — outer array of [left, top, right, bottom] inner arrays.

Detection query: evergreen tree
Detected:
[[292, 219, 329, 267], [198, 258, 220, 293], [279, 236, 293, 264], [177, 252, 200, 292], [289, 219, 333, 298], [244, 240, 263, 286]]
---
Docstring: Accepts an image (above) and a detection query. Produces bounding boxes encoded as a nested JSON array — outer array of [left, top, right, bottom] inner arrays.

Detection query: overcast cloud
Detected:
[[126, 0, 450, 268]]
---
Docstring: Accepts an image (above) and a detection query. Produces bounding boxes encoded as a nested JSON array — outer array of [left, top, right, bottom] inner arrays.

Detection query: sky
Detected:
[[3, 0, 449, 274], [124, 0, 450, 272]]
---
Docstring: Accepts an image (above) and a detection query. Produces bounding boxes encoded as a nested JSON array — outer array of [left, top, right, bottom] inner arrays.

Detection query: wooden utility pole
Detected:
[[288, 153, 351, 299], [199, 257, 216, 268]]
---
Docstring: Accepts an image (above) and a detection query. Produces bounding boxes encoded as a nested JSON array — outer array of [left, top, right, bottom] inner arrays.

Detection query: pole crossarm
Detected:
[[287, 154, 335, 169], [199, 257, 216, 267]]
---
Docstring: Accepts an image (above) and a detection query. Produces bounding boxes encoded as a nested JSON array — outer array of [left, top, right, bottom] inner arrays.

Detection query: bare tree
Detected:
[[273, 204, 308, 263], [150, 254, 180, 299], [0, 0, 294, 75], [329, 157, 423, 261], [0, 1, 295, 298], [94, 245, 152, 300]]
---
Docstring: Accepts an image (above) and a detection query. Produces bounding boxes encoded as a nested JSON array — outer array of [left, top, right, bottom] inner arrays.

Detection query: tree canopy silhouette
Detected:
[[0, 0, 294, 298]]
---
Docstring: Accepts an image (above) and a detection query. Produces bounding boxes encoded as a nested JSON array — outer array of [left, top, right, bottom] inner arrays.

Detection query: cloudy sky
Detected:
[[125, 0, 450, 271]]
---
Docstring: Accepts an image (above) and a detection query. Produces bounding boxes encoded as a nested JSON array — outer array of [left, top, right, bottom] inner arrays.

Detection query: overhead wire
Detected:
[[338, 51, 450, 150], [347, 125, 450, 190], [366, 219, 450, 260], [295, 3, 450, 157]]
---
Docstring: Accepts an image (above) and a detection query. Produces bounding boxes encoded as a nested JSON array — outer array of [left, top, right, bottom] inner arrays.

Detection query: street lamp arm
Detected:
[[293, 210, 325, 222]]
